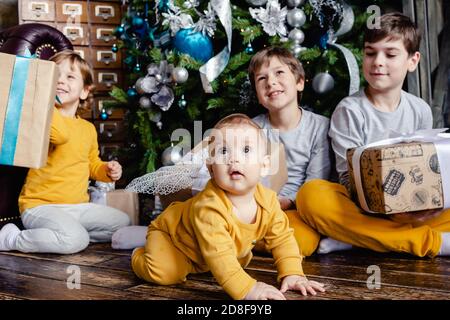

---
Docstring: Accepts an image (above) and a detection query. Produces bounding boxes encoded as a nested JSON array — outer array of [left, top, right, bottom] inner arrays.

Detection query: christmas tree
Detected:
[[109, 0, 391, 182]]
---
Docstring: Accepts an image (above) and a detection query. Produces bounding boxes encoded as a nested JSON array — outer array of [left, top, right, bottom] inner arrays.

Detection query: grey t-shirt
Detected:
[[329, 89, 433, 188], [253, 108, 331, 201]]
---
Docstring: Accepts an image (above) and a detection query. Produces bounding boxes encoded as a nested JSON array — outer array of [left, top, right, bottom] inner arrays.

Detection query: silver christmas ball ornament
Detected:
[[245, 0, 268, 6], [149, 109, 162, 123], [139, 96, 152, 109], [183, 1, 193, 9], [312, 72, 335, 95], [286, 0, 305, 8], [288, 28, 305, 44], [135, 77, 145, 94], [140, 77, 157, 94], [161, 145, 184, 166], [290, 43, 306, 56], [287, 8, 306, 28], [172, 67, 189, 84]]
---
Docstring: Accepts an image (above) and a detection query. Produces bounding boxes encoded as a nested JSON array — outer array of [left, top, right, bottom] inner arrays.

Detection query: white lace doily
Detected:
[[125, 146, 211, 195]]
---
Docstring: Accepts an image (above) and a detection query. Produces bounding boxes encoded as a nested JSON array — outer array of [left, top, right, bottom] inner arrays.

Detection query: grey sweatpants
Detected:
[[14, 203, 130, 254]]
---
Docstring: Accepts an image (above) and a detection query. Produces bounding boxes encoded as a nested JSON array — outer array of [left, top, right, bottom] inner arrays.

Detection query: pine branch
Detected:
[[225, 52, 251, 72], [109, 86, 129, 104], [241, 25, 262, 43], [148, 47, 163, 63], [298, 47, 322, 61], [178, 54, 203, 70], [206, 98, 226, 110]]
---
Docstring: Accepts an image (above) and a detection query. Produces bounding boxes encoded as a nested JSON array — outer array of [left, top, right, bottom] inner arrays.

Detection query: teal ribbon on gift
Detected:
[[0, 50, 33, 165]]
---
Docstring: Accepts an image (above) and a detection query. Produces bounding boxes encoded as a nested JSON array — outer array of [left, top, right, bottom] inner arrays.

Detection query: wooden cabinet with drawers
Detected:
[[19, 0, 128, 175]]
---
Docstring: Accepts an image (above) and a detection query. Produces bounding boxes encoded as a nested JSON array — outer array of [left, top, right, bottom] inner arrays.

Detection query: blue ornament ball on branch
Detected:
[[173, 28, 213, 63]]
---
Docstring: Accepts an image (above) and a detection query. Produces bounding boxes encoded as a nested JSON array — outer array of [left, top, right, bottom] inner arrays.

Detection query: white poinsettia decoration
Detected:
[[249, 0, 288, 37], [162, 6, 194, 36], [194, 3, 217, 37]]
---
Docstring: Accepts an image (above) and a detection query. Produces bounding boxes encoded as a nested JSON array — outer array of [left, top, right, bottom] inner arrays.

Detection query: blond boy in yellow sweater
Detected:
[[0, 51, 130, 253], [131, 114, 325, 300]]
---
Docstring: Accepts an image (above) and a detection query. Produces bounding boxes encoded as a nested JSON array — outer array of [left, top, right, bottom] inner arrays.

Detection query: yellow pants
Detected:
[[285, 210, 321, 257], [295, 179, 450, 258], [131, 229, 202, 285]]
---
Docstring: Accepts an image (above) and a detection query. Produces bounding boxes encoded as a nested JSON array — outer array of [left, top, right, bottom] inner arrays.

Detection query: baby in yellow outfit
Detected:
[[131, 114, 325, 300]]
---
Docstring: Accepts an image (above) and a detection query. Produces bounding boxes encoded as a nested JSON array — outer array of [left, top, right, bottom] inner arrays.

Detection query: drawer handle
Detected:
[[98, 51, 116, 65], [99, 123, 118, 138], [64, 27, 83, 41], [95, 6, 114, 20], [99, 73, 118, 87], [63, 4, 83, 17], [30, 3, 49, 17], [97, 29, 114, 43]]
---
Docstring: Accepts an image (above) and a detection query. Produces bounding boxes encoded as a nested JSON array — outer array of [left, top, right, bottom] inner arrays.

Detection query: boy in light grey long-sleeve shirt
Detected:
[[297, 12, 450, 258], [253, 109, 331, 203], [330, 88, 432, 190]]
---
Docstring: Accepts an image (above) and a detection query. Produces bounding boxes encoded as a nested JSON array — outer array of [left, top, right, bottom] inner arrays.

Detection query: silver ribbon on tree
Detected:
[[199, 0, 232, 93], [325, 1, 360, 95]]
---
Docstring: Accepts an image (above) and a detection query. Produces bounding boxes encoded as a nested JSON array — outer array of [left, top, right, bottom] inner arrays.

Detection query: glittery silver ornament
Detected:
[[287, 8, 306, 28], [290, 43, 306, 56], [183, 1, 193, 9], [288, 28, 305, 44], [161, 145, 184, 166], [312, 72, 335, 94], [172, 67, 189, 84], [246, 0, 268, 6], [135, 77, 145, 94], [286, 0, 305, 8], [149, 109, 162, 123], [139, 96, 152, 109]]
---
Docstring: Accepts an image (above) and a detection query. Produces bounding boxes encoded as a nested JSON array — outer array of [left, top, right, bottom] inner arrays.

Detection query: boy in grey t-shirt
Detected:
[[297, 12, 450, 258], [248, 46, 332, 256]]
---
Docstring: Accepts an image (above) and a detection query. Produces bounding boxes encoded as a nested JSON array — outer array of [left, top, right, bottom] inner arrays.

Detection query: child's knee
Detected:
[[296, 179, 337, 213], [131, 247, 186, 285], [60, 228, 90, 254]]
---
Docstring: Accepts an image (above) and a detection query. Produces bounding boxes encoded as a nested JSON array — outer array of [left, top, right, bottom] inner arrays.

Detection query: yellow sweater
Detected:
[[150, 179, 304, 300], [18, 107, 111, 213]]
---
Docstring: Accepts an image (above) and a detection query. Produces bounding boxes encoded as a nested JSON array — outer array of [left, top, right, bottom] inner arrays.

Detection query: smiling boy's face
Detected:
[[56, 59, 89, 111], [207, 124, 270, 196], [363, 37, 420, 94], [254, 57, 304, 113]]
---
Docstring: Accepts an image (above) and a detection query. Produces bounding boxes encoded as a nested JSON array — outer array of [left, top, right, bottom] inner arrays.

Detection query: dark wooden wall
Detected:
[[0, 0, 18, 31]]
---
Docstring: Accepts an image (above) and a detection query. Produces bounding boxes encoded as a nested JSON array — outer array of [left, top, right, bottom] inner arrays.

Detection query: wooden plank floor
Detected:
[[0, 243, 449, 300]]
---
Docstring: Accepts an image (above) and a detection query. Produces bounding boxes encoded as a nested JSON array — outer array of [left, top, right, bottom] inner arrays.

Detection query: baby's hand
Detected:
[[244, 281, 286, 300], [106, 160, 122, 181], [278, 196, 294, 210], [280, 275, 325, 296]]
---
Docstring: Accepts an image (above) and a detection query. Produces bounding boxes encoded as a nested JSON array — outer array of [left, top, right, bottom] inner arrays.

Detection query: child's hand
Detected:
[[278, 196, 294, 210], [280, 275, 325, 296], [244, 281, 286, 300], [106, 160, 122, 181]]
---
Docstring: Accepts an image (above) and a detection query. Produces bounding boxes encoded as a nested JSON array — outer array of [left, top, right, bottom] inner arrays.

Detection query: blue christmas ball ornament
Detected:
[[100, 111, 108, 120], [127, 88, 138, 98], [115, 25, 124, 35], [132, 16, 144, 28], [174, 28, 213, 63]]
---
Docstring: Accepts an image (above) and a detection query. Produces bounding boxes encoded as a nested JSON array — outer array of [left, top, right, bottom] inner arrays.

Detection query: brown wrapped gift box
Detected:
[[347, 141, 444, 214], [0, 52, 58, 168], [106, 189, 140, 225]]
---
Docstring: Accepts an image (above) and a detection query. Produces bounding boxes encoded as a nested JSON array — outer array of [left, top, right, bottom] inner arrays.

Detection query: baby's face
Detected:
[[207, 125, 269, 196]]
